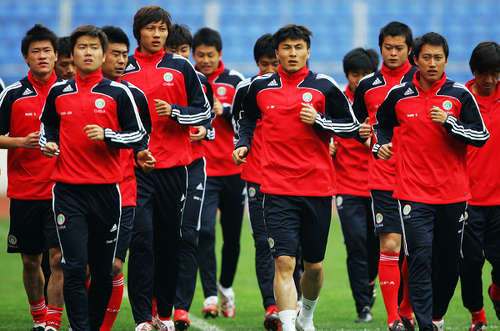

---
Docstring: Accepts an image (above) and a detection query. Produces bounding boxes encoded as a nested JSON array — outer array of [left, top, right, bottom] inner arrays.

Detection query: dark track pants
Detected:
[[53, 183, 121, 331], [398, 200, 466, 331], [247, 181, 276, 309], [336, 194, 379, 315], [460, 205, 500, 312], [197, 174, 245, 297], [128, 167, 187, 322], [175, 157, 206, 311]]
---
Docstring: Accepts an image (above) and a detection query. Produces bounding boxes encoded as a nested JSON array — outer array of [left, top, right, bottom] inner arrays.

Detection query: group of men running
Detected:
[[1, 4, 500, 331]]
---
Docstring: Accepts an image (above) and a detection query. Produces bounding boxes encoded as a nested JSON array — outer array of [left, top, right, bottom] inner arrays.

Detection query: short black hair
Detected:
[[273, 24, 312, 50], [166, 24, 192, 49], [469, 41, 500, 75], [378, 21, 413, 50], [133, 6, 172, 45], [343, 48, 379, 76], [57, 36, 72, 58], [70, 25, 108, 53], [192, 27, 222, 52], [254, 34, 276, 63], [413, 32, 449, 60], [101, 25, 130, 51], [21, 24, 58, 57]]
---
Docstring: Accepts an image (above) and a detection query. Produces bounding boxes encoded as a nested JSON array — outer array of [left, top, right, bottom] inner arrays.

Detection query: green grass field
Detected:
[[0, 215, 497, 330]]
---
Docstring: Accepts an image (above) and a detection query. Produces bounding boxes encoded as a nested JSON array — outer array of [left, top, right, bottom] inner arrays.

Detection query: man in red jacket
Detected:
[[40, 25, 147, 331], [353, 21, 416, 330], [0, 24, 64, 331], [122, 6, 211, 331], [373, 32, 489, 331], [459, 41, 500, 331], [234, 24, 359, 331], [333, 47, 380, 323], [192, 27, 245, 319]]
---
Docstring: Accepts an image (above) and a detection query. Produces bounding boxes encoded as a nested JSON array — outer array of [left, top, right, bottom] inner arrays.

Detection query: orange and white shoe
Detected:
[[174, 309, 191, 330], [202, 296, 219, 318], [218, 283, 236, 318]]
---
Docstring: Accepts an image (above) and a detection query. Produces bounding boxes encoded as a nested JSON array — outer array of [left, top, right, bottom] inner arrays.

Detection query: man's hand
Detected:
[[43, 142, 59, 158], [359, 117, 372, 139], [377, 142, 394, 160], [20, 131, 40, 149], [299, 103, 317, 125], [213, 97, 223, 116], [137, 150, 156, 173], [430, 106, 448, 124], [190, 125, 207, 142], [329, 141, 338, 157], [154, 99, 173, 117], [232, 146, 248, 165], [363, 137, 371, 149], [83, 125, 105, 141]]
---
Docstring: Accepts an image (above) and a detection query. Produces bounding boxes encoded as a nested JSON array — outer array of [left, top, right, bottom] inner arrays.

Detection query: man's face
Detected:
[[139, 21, 168, 55], [381, 35, 410, 70], [55, 55, 76, 80], [193, 45, 222, 76], [474, 71, 500, 96], [275, 38, 310, 74], [347, 69, 372, 93], [102, 43, 128, 81], [414, 44, 447, 86], [24, 40, 57, 78], [73, 35, 105, 76], [257, 55, 279, 75], [166, 43, 191, 60]]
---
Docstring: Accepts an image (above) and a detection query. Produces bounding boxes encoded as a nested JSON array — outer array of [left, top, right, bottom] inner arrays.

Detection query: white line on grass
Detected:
[[189, 314, 226, 331]]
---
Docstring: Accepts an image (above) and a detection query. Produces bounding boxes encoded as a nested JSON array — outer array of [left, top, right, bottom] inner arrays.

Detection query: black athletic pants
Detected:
[[399, 200, 466, 330], [336, 194, 379, 315], [197, 174, 245, 297], [175, 157, 206, 311], [53, 183, 120, 331], [460, 205, 500, 312]]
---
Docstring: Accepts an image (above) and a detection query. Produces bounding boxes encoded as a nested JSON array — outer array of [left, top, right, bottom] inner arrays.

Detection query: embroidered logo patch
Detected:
[[95, 98, 105, 109], [336, 196, 343, 207], [7, 234, 18, 246], [403, 204, 411, 216], [217, 86, 227, 96], [57, 213, 66, 226], [442, 100, 453, 110], [375, 213, 384, 224], [248, 187, 256, 198], [302, 92, 313, 102], [268, 237, 275, 249], [163, 72, 173, 82]]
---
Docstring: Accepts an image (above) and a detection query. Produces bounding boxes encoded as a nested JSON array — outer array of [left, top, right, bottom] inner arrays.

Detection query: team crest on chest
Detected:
[[95, 98, 105, 109], [442, 100, 453, 111], [163, 72, 174, 82], [217, 86, 227, 96], [302, 92, 312, 102]]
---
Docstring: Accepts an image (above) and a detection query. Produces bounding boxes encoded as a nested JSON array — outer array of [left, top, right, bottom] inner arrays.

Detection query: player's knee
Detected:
[[21, 254, 42, 272], [304, 261, 324, 278], [49, 249, 62, 269], [379, 233, 402, 252], [275, 255, 296, 276], [112, 260, 123, 277]]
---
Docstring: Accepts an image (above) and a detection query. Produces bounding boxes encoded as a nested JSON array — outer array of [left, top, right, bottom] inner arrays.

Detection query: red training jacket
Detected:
[[353, 61, 417, 191], [237, 65, 359, 196], [466, 79, 500, 206], [0, 70, 58, 199], [373, 72, 489, 204]]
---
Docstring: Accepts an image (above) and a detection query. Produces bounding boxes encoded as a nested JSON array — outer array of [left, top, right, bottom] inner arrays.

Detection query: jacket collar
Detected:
[[413, 70, 447, 93], [27, 70, 57, 91], [381, 60, 412, 80], [133, 47, 165, 64], [278, 65, 309, 84], [76, 68, 103, 87]]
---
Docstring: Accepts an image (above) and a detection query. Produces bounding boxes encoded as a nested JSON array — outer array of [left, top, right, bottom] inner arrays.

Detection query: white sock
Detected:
[[279, 310, 297, 331], [298, 297, 318, 320]]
